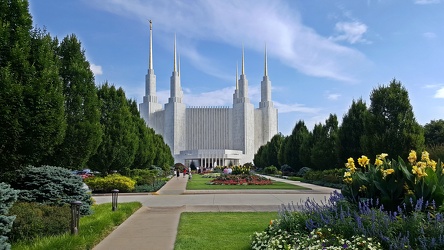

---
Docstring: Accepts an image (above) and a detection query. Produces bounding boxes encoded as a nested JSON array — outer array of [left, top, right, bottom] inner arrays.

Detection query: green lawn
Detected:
[[175, 212, 277, 250], [12, 202, 142, 250], [186, 174, 310, 190]]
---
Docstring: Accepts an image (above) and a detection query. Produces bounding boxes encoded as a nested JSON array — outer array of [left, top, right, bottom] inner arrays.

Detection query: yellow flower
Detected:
[[345, 158, 356, 173], [359, 185, 367, 192], [408, 150, 417, 164], [374, 158, 383, 167], [378, 153, 388, 160], [343, 177, 353, 184], [421, 151, 430, 162], [383, 168, 395, 179], [428, 160, 437, 172], [412, 165, 427, 178], [358, 155, 370, 167]]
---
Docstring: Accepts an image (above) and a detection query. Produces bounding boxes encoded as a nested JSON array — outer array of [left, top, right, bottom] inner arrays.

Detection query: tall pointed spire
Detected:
[[236, 62, 239, 90], [173, 34, 177, 72], [178, 54, 181, 77], [241, 44, 245, 75], [149, 20, 153, 70], [264, 43, 268, 77]]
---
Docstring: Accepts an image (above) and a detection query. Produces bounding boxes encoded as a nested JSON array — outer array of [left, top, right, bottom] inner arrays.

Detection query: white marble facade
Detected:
[[139, 21, 278, 167]]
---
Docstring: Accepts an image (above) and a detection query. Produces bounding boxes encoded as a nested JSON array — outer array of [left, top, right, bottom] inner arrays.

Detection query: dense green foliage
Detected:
[[424, 119, 444, 146], [48, 34, 102, 169], [310, 114, 339, 170], [361, 79, 425, 160], [11, 202, 141, 250], [0, 182, 18, 250], [8, 202, 70, 243], [337, 99, 367, 163], [10, 165, 93, 215], [0, 0, 66, 175]]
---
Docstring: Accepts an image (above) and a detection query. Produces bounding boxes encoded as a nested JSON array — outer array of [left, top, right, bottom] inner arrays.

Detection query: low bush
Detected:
[[85, 174, 136, 193], [8, 202, 70, 242], [264, 165, 279, 175], [280, 164, 294, 176], [11, 165, 92, 215], [133, 180, 166, 192], [303, 168, 344, 184], [295, 167, 311, 177], [0, 182, 18, 249]]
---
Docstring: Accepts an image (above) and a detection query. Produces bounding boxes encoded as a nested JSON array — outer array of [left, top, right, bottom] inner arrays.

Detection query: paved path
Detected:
[[93, 175, 338, 250]]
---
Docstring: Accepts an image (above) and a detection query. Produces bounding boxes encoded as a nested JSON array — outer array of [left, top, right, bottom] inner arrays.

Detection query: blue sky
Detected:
[[29, 0, 444, 135]]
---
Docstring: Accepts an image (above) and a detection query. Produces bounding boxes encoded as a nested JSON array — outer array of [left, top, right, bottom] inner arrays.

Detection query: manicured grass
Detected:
[[12, 202, 142, 250], [175, 212, 277, 250], [186, 174, 310, 190]]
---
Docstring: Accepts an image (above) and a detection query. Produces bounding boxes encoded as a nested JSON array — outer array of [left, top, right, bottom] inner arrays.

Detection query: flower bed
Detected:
[[209, 174, 272, 185]]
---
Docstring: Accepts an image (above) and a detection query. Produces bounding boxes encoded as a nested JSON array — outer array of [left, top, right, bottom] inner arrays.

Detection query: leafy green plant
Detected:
[[85, 174, 136, 193], [8, 202, 70, 242], [264, 165, 278, 175], [342, 151, 444, 211]]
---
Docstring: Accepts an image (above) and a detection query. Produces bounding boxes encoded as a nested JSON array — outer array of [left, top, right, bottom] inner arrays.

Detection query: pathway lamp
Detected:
[[70, 201, 82, 235], [111, 189, 119, 211]]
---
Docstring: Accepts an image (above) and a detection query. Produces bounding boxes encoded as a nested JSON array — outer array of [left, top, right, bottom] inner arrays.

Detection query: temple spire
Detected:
[[178, 54, 181, 77], [236, 62, 238, 89], [173, 34, 177, 72], [264, 43, 268, 77], [241, 44, 245, 75], [149, 20, 153, 70]]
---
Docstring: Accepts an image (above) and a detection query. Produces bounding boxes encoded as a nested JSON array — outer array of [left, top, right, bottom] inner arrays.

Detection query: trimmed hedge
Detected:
[[85, 174, 136, 193], [0, 182, 18, 250], [11, 165, 93, 215], [8, 202, 70, 242]]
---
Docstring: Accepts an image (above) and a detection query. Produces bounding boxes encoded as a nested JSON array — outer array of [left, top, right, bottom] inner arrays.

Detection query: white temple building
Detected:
[[139, 21, 278, 167]]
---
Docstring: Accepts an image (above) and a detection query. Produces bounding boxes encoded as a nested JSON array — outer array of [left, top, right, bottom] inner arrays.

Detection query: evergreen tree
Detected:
[[267, 133, 284, 168], [277, 135, 289, 166], [49, 34, 102, 169], [284, 120, 309, 171], [338, 99, 367, 162], [310, 114, 339, 170], [299, 129, 313, 169], [362, 79, 424, 159], [424, 119, 444, 146], [88, 83, 138, 173], [0, 0, 33, 175], [128, 99, 154, 169]]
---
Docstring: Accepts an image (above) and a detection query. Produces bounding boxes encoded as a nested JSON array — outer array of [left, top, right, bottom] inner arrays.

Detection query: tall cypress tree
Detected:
[[0, 1, 65, 178], [88, 83, 138, 173], [362, 79, 424, 159], [338, 99, 367, 162], [49, 34, 102, 169]]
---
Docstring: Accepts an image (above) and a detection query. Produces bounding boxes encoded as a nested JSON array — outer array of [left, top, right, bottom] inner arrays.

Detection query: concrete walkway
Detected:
[[93, 175, 338, 250]]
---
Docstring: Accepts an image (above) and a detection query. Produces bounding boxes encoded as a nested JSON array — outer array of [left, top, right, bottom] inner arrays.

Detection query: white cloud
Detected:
[[90, 63, 103, 75], [274, 101, 320, 114], [330, 21, 369, 44], [434, 87, 444, 98], [414, 0, 440, 4], [327, 93, 341, 100], [88, 0, 369, 82]]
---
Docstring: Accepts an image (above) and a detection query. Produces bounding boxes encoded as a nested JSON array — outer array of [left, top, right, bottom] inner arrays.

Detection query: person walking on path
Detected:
[[176, 168, 180, 179], [183, 168, 186, 178]]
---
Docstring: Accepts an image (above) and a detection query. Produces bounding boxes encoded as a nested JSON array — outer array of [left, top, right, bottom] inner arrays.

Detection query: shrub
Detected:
[[85, 174, 136, 193], [280, 164, 294, 176], [231, 165, 251, 175], [264, 165, 278, 175], [427, 143, 444, 162], [124, 169, 157, 186], [296, 167, 311, 177], [8, 202, 70, 242], [133, 180, 166, 192], [0, 183, 18, 250], [11, 165, 92, 215]]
